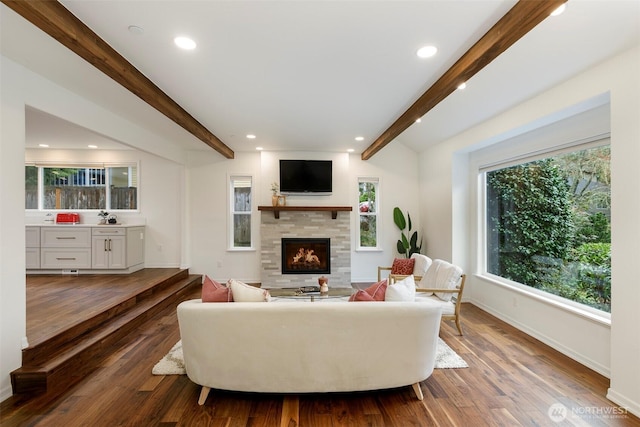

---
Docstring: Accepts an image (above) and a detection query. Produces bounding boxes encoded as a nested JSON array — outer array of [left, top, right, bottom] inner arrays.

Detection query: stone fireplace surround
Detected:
[[259, 207, 351, 289]]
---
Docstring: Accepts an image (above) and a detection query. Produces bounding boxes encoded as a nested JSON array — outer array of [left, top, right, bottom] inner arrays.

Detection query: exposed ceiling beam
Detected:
[[362, 0, 567, 160], [2, 0, 235, 159]]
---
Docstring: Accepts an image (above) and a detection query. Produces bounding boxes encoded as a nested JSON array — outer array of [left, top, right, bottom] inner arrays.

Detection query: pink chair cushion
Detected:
[[391, 258, 415, 275]]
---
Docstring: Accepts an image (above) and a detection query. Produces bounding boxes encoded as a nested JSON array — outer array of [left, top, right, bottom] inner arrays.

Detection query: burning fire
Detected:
[[292, 247, 320, 267]]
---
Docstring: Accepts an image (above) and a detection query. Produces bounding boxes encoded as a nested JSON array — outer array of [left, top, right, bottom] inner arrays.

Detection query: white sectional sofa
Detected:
[[177, 299, 443, 405]]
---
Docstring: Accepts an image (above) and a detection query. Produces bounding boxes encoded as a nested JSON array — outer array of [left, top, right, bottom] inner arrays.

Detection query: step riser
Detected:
[[11, 271, 201, 396]]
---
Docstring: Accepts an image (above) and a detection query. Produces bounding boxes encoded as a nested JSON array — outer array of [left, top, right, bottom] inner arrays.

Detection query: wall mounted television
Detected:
[[279, 160, 332, 195]]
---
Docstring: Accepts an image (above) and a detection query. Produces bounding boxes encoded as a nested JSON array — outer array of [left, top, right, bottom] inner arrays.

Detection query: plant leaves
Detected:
[[410, 231, 418, 249], [393, 207, 406, 231], [401, 233, 409, 249]]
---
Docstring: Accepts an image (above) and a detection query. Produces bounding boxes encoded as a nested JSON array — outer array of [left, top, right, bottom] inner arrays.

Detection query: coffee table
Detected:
[[268, 288, 353, 302]]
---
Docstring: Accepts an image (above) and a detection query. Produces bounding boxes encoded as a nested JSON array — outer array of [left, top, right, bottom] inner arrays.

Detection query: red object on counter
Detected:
[[56, 213, 80, 224]]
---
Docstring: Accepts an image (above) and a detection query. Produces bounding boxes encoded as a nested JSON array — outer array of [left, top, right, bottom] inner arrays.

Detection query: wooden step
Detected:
[[11, 270, 201, 396], [22, 268, 190, 365]]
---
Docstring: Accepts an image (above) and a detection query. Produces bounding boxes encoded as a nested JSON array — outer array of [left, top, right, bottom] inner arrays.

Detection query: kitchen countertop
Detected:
[[26, 223, 145, 227]]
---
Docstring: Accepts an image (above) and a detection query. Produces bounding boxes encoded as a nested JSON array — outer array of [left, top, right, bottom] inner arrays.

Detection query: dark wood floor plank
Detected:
[[1, 272, 639, 426]]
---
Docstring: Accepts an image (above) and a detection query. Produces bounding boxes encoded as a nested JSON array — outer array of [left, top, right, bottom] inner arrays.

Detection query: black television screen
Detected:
[[279, 160, 332, 194]]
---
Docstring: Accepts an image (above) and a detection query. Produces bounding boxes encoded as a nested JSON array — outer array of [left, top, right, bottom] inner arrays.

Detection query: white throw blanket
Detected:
[[420, 259, 462, 301]]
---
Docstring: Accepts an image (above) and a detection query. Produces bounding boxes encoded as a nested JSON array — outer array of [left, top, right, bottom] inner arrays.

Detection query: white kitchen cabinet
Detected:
[[41, 227, 91, 247], [41, 248, 92, 269], [92, 228, 126, 269], [40, 227, 91, 269], [126, 227, 145, 267], [26, 225, 145, 274], [26, 226, 40, 269]]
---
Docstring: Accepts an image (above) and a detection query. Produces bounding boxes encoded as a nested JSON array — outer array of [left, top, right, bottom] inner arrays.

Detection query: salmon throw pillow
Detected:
[[349, 279, 387, 302], [201, 275, 233, 302]]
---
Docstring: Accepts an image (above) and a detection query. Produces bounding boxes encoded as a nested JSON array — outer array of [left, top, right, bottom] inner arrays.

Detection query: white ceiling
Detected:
[[3, 1, 639, 156]]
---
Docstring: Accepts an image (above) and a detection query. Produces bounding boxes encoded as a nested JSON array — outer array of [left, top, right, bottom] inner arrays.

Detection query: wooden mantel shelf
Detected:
[[258, 205, 352, 219]]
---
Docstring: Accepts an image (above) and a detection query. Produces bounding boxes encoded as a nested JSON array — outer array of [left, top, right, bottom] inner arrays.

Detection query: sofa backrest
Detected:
[[177, 300, 443, 394]]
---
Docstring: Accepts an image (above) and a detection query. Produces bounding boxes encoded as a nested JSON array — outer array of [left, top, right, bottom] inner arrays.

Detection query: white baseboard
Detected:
[[0, 385, 13, 405], [607, 388, 640, 418]]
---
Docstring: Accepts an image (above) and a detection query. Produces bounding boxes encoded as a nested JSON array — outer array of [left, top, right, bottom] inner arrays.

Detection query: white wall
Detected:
[[187, 150, 262, 282], [186, 146, 421, 283], [418, 46, 640, 415], [0, 56, 190, 401], [0, 56, 28, 403], [348, 144, 421, 283]]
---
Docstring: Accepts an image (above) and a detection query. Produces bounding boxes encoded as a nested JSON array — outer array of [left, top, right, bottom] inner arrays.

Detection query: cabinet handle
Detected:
[[56, 236, 76, 240], [108, 239, 112, 252], [56, 257, 77, 260], [104, 239, 108, 252]]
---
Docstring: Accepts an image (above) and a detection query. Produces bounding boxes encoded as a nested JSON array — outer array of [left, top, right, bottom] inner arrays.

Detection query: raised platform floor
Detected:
[[12, 268, 202, 397]]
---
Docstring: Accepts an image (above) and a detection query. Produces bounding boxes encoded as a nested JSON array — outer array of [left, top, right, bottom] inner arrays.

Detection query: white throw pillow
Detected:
[[410, 253, 433, 277], [228, 279, 271, 302], [385, 275, 416, 302]]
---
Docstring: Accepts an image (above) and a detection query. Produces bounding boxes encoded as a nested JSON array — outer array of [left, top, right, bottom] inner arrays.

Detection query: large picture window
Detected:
[[230, 176, 252, 249], [358, 178, 379, 249], [25, 164, 138, 211], [484, 143, 611, 312]]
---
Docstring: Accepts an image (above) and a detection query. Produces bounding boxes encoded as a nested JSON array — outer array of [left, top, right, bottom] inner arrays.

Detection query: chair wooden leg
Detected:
[[412, 382, 424, 400], [455, 318, 463, 336], [198, 386, 211, 405]]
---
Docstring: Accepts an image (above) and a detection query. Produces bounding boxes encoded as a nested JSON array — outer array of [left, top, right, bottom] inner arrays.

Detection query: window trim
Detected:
[[356, 177, 381, 251], [228, 174, 255, 251], [478, 138, 611, 321], [477, 273, 611, 326]]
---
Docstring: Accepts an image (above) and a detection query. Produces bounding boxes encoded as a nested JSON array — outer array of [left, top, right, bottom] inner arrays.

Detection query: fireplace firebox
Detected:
[[281, 238, 330, 274]]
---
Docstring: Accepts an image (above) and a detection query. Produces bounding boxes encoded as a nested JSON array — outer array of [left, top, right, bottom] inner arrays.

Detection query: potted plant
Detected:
[[271, 182, 280, 206], [393, 207, 422, 258], [97, 210, 109, 225]]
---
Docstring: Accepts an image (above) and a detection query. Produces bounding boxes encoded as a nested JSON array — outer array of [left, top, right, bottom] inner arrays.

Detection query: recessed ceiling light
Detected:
[[88, 144, 98, 149], [416, 45, 437, 59], [128, 25, 144, 35], [457, 82, 467, 90], [246, 134, 256, 139], [174, 36, 196, 50], [256, 147, 263, 151], [550, 3, 566, 16], [38, 144, 49, 148], [415, 118, 422, 123], [355, 136, 364, 141], [347, 149, 354, 153]]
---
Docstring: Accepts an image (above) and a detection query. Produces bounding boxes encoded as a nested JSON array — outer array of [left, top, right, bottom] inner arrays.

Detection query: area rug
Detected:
[[152, 337, 467, 375]]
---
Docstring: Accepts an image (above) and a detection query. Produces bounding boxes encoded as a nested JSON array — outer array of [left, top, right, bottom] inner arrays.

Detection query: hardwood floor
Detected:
[[1, 275, 637, 426]]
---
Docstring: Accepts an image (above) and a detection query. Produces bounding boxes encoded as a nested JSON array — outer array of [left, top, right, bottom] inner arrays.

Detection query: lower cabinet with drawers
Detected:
[[26, 225, 145, 274]]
